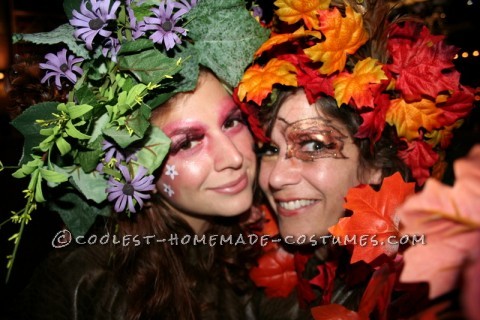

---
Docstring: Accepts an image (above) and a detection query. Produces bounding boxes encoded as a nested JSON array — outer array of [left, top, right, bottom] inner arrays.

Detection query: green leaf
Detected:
[[49, 190, 111, 238], [135, 126, 171, 175], [118, 39, 155, 54], [65, 103, 93, 119], [187, 0, 269, 87], [174, 43, 200, 93], [35, 172, 45, 202], [39, 167, 69, 184], [88, 113, 110, 144], [77, 136, 104, 173], [62, 166, 109, 204], [12, 157, 44, 179], [55, 136, 72, 156], [127, 104, 151, 138], [74, 83, 98, 107], [117, 48, 182, 84], [11, 102, 59, 165], [66, 121, 91, 140], [13, 24, 89, 59], [103, 126, 142, 149]]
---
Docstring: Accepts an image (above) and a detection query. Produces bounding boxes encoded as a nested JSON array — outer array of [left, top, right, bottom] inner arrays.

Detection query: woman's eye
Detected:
[[299, 140, 334, 152], [179, 139, 200, 150], [223, 117, 244, 129], [257, 143, 279, 157]]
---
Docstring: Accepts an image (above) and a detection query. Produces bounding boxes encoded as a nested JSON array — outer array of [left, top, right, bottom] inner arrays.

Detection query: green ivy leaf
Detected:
[[103, 126, 142, 148], [58, 166, 109, 204], [40, 167, 69, 184], [127, 104, 151, 138], [187, 0, 269, 87], [11, 102, 59, 165], [77, 136, 104, 173], [135, 126, 171, 175], [13, 24, 89, 59], [118, 39, 155, 54], [117, 48, 182, 84], [49, 189, 110, 238]]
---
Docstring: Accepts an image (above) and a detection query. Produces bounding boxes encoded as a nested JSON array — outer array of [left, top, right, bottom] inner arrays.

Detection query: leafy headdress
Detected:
[[3, 0, 268, 278], [236, 0, 475, 186]]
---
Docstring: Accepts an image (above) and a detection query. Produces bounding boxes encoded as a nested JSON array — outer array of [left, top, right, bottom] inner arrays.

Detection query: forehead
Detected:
[[152, 72, 234, 129], [274, 91, 348, 135]]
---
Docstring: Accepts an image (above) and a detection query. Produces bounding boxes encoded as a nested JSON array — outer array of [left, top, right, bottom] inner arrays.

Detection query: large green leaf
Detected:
[[49, 189, 110, 238], [68, 166, 109, 204], [187, 0, 269, 87], [136, 126, 171, 175], [103, 126, 143, 148], [117, 48, 182, 84], [11, 102, 59, 165], [13, 24, 89, 59]]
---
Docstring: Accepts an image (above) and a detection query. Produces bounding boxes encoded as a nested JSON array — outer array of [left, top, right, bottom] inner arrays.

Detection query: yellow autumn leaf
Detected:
[[386, 98, 443, 141], [255, 26, 322, 57], [304, 5, 369, 75], [238, 58, 298, 105], [425, 119, 464, 149], [274, 0, 330, 30], [333, 58, 387, 108]]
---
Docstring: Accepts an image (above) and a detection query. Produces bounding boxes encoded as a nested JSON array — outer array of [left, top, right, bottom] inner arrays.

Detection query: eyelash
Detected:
[[298, 139, 335, 151], [223, 113, 246, 130], [257, 143, 279, 157], [170, 134, 204, 154]]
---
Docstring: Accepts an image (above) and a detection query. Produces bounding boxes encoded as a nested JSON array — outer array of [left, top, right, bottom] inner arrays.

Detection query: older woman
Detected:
[[237, 0, 475, 318]]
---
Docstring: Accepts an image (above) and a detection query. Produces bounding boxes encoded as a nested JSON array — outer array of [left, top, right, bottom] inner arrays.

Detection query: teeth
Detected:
[[278, 199, 317, 210]]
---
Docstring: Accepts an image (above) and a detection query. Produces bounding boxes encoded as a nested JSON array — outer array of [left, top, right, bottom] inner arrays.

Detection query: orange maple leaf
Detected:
[[304, 5, 369, 75], [328, 172, 416, 264], [254, 26, 322, 57], [274, 0, 330, 30], [385, 98, 443, 141], [333, 58, 388, 108], [312, 304, 363, 320], [237, 58, 298, 105]]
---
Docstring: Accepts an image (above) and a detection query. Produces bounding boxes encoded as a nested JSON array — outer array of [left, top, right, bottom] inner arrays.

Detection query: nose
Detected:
[[264, 154, 302, 190], [213, 133, 243, 171]]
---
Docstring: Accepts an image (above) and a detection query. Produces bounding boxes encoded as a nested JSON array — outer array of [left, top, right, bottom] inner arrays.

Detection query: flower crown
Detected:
[[236, 0, 475, 187], [4, 0, 268, 277]]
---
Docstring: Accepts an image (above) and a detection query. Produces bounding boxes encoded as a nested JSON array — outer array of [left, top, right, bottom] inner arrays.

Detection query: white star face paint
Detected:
[[163, 183, 175, 197], [165, 164, 179, 180]]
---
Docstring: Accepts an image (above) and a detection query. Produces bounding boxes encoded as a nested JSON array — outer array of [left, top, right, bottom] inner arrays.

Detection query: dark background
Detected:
[[0, 0, 479, 315]]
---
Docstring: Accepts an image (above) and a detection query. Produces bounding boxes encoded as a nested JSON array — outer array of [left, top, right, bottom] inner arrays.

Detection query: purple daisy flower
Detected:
[[70, 0, 121, 50], [96, 140, 139, 172], [106, 165, 155, 213], [142, 0, 189, 50], [102, 37, 121, 62], [39, 49, 83, 89]]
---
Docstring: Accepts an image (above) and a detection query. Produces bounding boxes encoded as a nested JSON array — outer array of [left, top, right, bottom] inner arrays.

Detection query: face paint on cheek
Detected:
[[283, 118, 348, 162], [164, 164, 179, 180], [162, 183, 175, 197]]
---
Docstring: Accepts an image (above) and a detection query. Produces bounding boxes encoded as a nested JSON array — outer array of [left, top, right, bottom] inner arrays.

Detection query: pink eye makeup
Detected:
[[167, 127, 205, 155], [282, 117, 347, 161]]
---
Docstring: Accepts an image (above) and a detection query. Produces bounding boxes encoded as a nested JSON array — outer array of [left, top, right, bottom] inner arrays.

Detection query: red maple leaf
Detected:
[[355, 93, 390, 142], [436, 86, 475, 126], [387, 23, 459, 101], [328, 172, 415, 265], [249, 246, 298, 298], [398, 139, 439, 186], [309, 261, 337, 304]]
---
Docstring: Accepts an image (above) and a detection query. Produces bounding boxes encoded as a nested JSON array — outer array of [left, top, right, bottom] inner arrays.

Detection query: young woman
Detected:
[[236, 0, 476, 318], [5, 0, 268, 319]]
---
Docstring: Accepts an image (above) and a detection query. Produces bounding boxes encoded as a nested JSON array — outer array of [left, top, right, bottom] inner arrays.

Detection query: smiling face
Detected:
[[259, 90, 380, 241], [151, 71, 256, 233]]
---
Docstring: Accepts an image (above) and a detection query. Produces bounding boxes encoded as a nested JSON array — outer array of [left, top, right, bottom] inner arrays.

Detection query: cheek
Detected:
[[157, 157, 211, 196], [231, 129, 255, 157]]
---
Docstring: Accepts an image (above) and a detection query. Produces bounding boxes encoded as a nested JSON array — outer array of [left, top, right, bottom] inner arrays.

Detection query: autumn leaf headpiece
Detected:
[[236, 0, 475, 186], [3, 0, 268, 278]]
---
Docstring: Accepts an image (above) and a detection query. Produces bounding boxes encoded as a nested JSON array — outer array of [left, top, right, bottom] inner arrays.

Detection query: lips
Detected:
[[209, 173, 248, 194]]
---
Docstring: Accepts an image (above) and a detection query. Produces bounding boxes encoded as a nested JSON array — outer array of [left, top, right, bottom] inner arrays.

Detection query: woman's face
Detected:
[[151, 72, 256, 233], [259, 90, 379, 242]]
